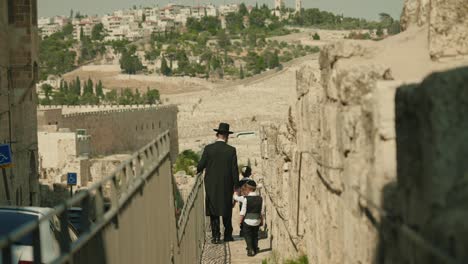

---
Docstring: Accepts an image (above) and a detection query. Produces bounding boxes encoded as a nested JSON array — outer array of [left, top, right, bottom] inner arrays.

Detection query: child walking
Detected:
[[234, 179, 263, 257], [236, 166, 252, 237]]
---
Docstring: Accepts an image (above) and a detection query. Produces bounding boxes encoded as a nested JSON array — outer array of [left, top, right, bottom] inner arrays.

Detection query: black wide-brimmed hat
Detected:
[[214, 122, 234, 134]]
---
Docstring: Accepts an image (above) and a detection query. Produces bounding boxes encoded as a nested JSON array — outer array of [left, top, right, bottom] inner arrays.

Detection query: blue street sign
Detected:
[[0, 144, 12, 167], [67, 172, 78, 185]]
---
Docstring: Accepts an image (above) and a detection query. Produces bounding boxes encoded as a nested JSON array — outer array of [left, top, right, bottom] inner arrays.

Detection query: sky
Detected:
[[38, 0, 404, 21]]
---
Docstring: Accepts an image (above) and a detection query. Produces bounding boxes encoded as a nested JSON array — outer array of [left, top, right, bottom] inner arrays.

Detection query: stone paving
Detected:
[[201, 213, 271, 264]]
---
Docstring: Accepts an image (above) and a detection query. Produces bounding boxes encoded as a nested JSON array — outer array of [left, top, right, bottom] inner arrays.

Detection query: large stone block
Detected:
[[429, 0, 468, 59], [395, 66, 468, 263], [400, 0, 430, 31]]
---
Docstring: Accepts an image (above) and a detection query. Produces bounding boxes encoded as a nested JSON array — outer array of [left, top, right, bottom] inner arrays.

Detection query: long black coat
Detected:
[[197, 141, 239, 217]]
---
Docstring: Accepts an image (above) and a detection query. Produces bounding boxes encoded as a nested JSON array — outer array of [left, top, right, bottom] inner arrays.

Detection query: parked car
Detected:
[[68, 203, 111, 235], [68, 207, 83, 234], [0, 207, 78, 264]]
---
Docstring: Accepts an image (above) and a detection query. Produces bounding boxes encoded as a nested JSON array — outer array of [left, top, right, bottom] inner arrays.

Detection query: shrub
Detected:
[[312, 33, 320, 40], [174, 150, 200, 176], [285, 255, 309, 264]]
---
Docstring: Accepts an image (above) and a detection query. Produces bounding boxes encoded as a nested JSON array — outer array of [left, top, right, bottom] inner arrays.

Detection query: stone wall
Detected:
[[260, 41, 399, 263], [0, 0, 40, 206], [178, 115, 271, 139], [393, 67, 468, 264], [428, 0, 468, 59], [38, 105, 179, 161], [400, 0, 468, 60]]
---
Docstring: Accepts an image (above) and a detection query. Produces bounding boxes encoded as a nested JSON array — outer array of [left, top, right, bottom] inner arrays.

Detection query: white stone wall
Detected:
[[38, 131, 77, 168], [38, 105, 179, 161], [260, 42, 399, 263]]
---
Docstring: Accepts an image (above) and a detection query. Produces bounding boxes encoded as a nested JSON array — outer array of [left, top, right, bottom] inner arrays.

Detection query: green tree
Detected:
[[217, 30, 231, 50], [96, 80, 104, 98], [176, 50, 190, 74], [379, 13, 394, 28], [83, 78, 94, 95], [312, 32, 320, 40], [133, 89, 144, 104], [118, 88, 135, 105], [226, 12, 244, 33], [144, 88, 160, 104], [62, 23, 74, 36], [174, 150, 200, 176], [105, 89, 118, 104], [63, 81, 69, 93], [160, 56, 171, 76], [91, 23, 105, 41], [39, 28, 77, 80], [376, 26, 384, 37], [119, 46, 144, 74], [239, 3, 248, 16], [73, 76, 81, 95], [41, 83, 53, 100]]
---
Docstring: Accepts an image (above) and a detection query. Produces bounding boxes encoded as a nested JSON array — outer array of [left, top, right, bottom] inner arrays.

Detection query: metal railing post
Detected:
[[2, 244, 12, 264], [32, 226, 42, 264], [58, 210, 71, 254]]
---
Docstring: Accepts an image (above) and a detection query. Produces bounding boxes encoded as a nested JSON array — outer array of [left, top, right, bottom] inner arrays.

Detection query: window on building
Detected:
[[31, 0, 37, 26], [8, 0, 14, 24]]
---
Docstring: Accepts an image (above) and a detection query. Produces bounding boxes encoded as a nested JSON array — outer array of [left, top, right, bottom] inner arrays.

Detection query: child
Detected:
[[236, 166, 252, 237], [239, 166, 252, 187], [234, 179, 263, 257]]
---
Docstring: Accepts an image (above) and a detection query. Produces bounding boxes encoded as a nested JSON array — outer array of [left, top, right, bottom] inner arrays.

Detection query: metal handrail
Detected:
[[176, 172, 204, 243], [0, 131, 172, 264]]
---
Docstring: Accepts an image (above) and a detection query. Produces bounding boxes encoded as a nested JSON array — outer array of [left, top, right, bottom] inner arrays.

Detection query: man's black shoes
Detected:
[[211, 237, 221, 244], [224, 236, 235, 242], [247, 249, 256, 257]]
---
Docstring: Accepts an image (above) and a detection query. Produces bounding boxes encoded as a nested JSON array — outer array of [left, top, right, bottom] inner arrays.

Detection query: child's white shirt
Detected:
[[233, 192, 244, 203], [238, 191, 263, 226]]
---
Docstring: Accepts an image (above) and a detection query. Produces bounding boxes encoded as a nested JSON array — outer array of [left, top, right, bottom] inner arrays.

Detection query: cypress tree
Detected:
[[75, 76, 81, 96], [84, 78, 94, 95], [96, 80, 104, 98]]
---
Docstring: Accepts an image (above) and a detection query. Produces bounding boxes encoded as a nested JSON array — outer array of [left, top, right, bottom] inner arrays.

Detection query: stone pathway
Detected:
[[201, 213, 271, 264]]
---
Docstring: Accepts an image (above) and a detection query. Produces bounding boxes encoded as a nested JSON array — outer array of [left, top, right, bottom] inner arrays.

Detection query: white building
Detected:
[[219, 4, 239, 15], [205, 4, 218, 17], [38, 17, 52, 28], [72, 17, 100, 40], [274, 0, 284, 10], [40, 23, 61, 37], [295, 0, 302, 13], [38, 16, 70, 38]]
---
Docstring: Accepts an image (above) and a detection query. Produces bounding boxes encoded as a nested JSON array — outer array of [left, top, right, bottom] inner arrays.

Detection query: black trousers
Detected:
[[243, 223, 260, 251], [210, 214, 233, 239], [239, 203, 244, 236]]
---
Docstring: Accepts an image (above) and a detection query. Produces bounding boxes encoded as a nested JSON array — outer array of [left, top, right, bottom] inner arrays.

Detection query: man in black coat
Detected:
[[197, 123, 239, 244]]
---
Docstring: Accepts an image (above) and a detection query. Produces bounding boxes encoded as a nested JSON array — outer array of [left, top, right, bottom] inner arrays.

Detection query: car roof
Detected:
[[0, 206, 54, 217]]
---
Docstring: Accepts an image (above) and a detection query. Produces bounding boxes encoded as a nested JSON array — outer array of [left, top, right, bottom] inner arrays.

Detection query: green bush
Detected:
[[262, 255, 308, 264], [285, 255, 309, 264], [174, 150, 200, 176], [312, 33, 320, 40]]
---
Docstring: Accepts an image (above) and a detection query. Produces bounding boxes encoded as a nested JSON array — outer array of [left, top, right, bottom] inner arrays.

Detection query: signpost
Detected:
[[67, 172, 78, 196], [0, 144, 12, 168], [0, 144, 12, 204]]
